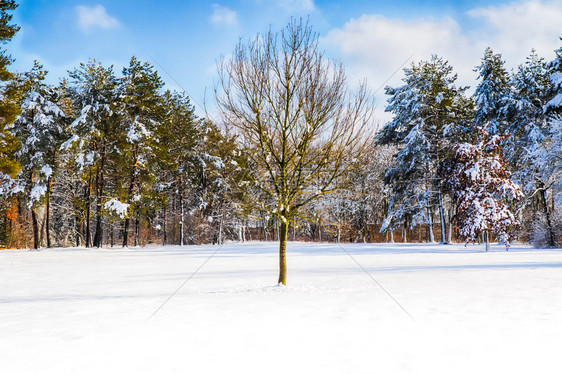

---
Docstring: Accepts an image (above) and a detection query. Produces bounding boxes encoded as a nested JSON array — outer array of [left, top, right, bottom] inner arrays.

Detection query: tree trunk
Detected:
[[75, 215, 81, 247], [93, 156, 105, 248], [278, 217, 288, 285], [539, 183, 556, 247], [336, 224, 341, 243], [123, 147, 139, 247], [437, 181, 446, 244], [39, 206, 46, 247], [485, 231, 489, 252], [134, 213, 140, 247], [179, 174, 184, 246], [403, 216, 408, 243], [218, 207, 224, 246], [447, 207, 453, 244], [85, 172, 92, 248], [122, 218, 129, 247], [163, 202, 167, 245], [45, 176, 53, 248], [427, 206, 435, 243], [31, 206, 40, 250]]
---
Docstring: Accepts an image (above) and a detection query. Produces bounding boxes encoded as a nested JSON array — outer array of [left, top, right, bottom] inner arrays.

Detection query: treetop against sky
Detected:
[[9, 0, 562, 118]]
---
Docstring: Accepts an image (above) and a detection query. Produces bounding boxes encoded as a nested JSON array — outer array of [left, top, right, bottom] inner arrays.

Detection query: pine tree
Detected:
[[0, 1, 20, 245], [378, 55, 472, 243], [545, 39, 562, 115], [504, 50, 556, 246], [67, 59, 120, 248], [11, 62, 66, 249], [118, 56, 164, 247], [0, 0, 19, 174], [473, 47, 510, 135], [153, 90, 199, 245]]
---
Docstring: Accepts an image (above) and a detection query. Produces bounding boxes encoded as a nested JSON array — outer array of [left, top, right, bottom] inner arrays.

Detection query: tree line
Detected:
[[0, 6, 560, 252]]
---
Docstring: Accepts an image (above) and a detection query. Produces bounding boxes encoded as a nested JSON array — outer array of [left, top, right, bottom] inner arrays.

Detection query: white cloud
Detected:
[[323, 0, 562, 120], [210, 4, 238, 27], [467, 0, 562, 61], [76, 5, 120, 32]]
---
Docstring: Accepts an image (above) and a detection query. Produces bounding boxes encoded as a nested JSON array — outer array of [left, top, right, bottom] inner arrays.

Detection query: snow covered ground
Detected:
[[2, 241, 562, 373]]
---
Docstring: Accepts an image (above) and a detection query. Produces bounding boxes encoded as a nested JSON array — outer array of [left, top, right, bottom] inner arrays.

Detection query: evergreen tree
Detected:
[[0, 0, 19, 178], [504, 50, 555, 246], [503, 50, 550, 170], [154, 90, 199, 245], [0, 1, 20, 245], [66, 59, 120, 247], [378, 55, 472, 243], [473, 47, 510, 135], [545, 39, 562, 115], [193, 120, 247, 245], [11, 62, 66, 249], [118, 56, 164, 247]]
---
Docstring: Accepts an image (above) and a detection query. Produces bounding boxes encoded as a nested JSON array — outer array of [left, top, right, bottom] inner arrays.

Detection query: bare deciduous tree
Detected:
[[215, 19, 375, 285]]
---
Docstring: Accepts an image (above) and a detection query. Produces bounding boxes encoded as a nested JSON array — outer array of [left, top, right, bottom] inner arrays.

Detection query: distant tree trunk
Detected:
[[123, 146, 139, 247], [134, 213, 140, 247], [85, 172, 92, 248], [163, 201, 167, 245], [485, 231, 489, 252], [447, 207, 453, 244], [45, 176, 53, 248], [93, 154, 105, 248], [39, 206, 46, 246], [336, 223, 341, 243], [437, 181, 446, 244], [75, 215, 81, 247], [538, 182, 556, 247], [122, 219, 129, 247], [218, 204, 224, 245], [278, 216, 289, 285], [179, 174, 184, 246], [31, 207, 39, 249], [427, 207, 434, 243], [389, 229, 394, 243], [30, 172, 39, 249]]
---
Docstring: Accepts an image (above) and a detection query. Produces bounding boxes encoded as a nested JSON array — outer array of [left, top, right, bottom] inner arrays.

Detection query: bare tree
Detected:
[[215, 19, 375, 285]]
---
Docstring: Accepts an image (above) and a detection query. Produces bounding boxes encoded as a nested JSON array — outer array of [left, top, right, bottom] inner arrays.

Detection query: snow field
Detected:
[[1, 242, 562, 373]]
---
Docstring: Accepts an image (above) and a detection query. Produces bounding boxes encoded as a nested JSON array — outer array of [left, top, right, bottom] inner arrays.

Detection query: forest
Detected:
[[0, 3, 560, 250]]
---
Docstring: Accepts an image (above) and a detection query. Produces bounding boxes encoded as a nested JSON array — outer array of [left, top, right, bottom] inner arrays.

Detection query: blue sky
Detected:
[[9, 0, 562, 118]]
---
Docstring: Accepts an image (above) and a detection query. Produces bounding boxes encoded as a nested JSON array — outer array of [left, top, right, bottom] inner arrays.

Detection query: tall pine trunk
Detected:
[[85, 172, 92, 248], [45, 176, 53, 248], [134, 214, 140, 247], [163, 201, 167, 245], [437, 181, 446, 243], [179, 174, 184, 246], [425, 168, 435, 243], [447, 207, 453, 244], [93, 152, 105, 248], [123, 146, 139, 247], [31, 207, 40, 249]]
